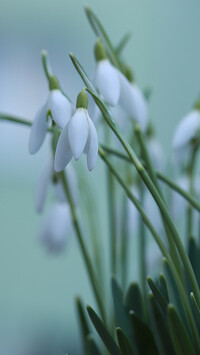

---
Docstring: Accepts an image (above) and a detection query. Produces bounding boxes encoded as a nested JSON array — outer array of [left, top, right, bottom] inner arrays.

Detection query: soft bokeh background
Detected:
[[1, 0, 200, 353]]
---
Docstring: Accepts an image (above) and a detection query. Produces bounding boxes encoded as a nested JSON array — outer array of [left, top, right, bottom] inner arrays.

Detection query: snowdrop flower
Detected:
[[116, 69, 148, 132], [35, 157, 78, 213], [172, 104, 200, 164], [29, 76, 72, 154], [54, 89, 98, 172], [93, 39, 120, 106], [146, 125, 164, 171], [39, 202, 72, 253]]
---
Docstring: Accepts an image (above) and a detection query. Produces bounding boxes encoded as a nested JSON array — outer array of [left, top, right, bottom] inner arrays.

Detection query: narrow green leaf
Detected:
[[130, 311, 159, 355], [190, 292, 200, 327], [159, 273, 169, 302], [189, 237, 200, 287], [111, 277, 133, 344], [125, 282, 143, 319], [116, 328, 135, 355], [168, 304, 196, 355], [76, 297, 91, 355], [147, 276, 168, 313], [87, 306, 121, 355], [86, 334, 102, 355], [115, 32, 132, 55], [162, 258, 188, 329], [84, 6, 122, 70], [69, 53, 95, 92], [148, 293, 175, 355]]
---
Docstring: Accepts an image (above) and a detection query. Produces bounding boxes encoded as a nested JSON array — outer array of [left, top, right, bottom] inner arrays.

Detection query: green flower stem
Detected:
[[134, 125, 183, 282], [89, 95, 200, 308], [138, 182, 147, 318], [120, 196, 128, 289], [101, 144, 200, 213], [41, 50, 53, 81], [84, 6, 122, 70], [59, 170, 107, 325], [186, 145, 198, 243], [99, 147, 200, 350], [0, 114, 32, 127], [105, 127, 117, 275]]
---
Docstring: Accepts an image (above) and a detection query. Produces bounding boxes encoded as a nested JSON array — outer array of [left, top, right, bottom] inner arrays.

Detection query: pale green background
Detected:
[[0, 0, 200, 353]]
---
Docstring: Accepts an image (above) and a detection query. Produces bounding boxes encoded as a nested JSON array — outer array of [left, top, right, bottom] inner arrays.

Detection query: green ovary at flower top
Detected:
[[54, 89, 99, 172]]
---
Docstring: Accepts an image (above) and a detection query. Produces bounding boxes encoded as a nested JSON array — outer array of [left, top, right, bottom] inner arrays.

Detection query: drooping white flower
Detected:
[[147, 137, 164, 171], [173, 110, 200, 150], [54, 90, 98, 172], [116, 70, 148, 132], [93, 39, 120, 106], [38, 202, 72, 253], [172, 109, 200, 166], [29, 87, 72, 154], [35, 157, 77, 213]]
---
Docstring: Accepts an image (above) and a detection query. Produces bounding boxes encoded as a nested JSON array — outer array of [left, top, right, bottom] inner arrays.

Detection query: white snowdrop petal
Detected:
[[117, 71, 148, 132], [172, 110, 200, 150], [28, 103, 48, 154], [48, 90, 72, 129], [147, 138, 164, 171], [39, 203, 71, 253], [68, 108, 89, 160], [54, 122, 73, 172], [35, 158, 53, 213], [94, 59, 120, 106], [86, 117, 98, 171]]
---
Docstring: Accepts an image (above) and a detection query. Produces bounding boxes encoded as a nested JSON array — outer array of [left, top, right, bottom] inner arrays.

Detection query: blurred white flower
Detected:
[[35, 157, 78, 213], [171, 175, 200, 221], [54, 90, 98, 172], [172, 109, 200, 164], [117, 70, 148, 132], [94, 59, 120, 106], [39, 202, 72, 253], [29, 89, 72, 154], [147, 137, 164, 171]]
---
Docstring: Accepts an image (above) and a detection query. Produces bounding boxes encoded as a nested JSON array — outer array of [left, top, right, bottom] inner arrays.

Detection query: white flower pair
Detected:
[[93, 40, 148, 131], [29, 87, 99, 172]]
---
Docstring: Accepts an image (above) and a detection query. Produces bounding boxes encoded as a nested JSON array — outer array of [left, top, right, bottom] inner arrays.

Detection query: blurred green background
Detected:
[[1, 0, 200, 353]]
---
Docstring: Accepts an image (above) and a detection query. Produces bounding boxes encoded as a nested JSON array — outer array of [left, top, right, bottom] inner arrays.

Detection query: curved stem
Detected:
[[99, 147, 200, 350], [60, 170, 107, 325]]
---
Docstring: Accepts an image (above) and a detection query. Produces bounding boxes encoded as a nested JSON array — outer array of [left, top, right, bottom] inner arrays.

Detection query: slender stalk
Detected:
[[41, 50, 53, 80], [105, 127, 117, 275], [60, 170, 107, 325], [138, 182, 147, 317], [135, 125, 183, 282], [120, 196, 128, 289], [101, 144, 200, 213], [99, 147, 200, 351], [88, 96, 200, 307], [186, 145, 198, 244]]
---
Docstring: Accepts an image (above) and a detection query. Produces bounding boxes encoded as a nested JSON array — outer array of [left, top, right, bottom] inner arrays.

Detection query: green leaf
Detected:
[[84, 6, 122, 70], [190, 292, 200, 327], [111, 277, 133, 344], [115, 32, 132, 55], [159, 273, 169, 302], [125, 282, 143, 319], [168, 304, 196, 355], [69, 53, 95, 92], [189, 237, 200, 287], [86, 334, 102, 355], [147, 276, 168, 313], [87, 305, 121, 355], [76, 297, 91, 355], [162, 258, 188, 329], [116, 328, 135, 355], [148, 293, 175, 355], [130, 311, 159, 355]]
